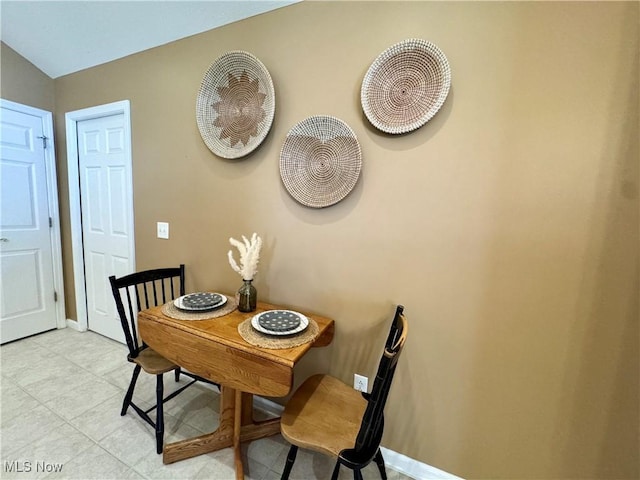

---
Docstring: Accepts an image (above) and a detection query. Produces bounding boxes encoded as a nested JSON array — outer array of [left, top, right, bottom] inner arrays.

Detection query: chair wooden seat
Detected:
[[281, 374, 367, 458], [130, 347, 178, 375]]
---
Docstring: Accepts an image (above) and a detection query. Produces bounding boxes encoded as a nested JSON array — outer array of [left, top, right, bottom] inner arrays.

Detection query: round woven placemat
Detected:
[[161, 296, 237, 320], [238, 317, 320, 349], [361, 38, 451, 134], [280, 115, 362, 208], [196, 51, 275, 159]]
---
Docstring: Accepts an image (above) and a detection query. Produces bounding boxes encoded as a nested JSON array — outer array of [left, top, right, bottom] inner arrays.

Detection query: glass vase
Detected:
[[237, 279, 257, 312]]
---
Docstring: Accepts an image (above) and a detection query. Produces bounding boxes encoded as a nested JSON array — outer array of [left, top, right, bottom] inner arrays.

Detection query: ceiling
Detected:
[[0, 0, 299, 79]]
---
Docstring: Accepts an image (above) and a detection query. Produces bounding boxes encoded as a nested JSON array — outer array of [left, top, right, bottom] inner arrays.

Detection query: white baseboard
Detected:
[[253, 396, 462, 480], [380, 447, 463, 480], [65, 318, 85, 331]]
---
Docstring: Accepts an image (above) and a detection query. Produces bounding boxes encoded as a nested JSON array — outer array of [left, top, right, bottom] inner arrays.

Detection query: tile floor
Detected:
[[0, 328, 411, 480]]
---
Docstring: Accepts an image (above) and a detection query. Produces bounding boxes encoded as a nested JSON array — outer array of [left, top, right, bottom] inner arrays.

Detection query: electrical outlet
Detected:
[[157, 222, 169, 239], [354, 374, 368, 392]]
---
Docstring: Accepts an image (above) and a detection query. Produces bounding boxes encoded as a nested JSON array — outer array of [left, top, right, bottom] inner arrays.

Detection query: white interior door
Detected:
[[0, 105, 57, 343], [77, 113, 133, 343]]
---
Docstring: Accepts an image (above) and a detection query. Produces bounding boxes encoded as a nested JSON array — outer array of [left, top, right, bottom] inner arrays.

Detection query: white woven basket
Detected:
[[196, 51, 275, 159], [280, 116, 362, 208], [361, 39, 451, 134]]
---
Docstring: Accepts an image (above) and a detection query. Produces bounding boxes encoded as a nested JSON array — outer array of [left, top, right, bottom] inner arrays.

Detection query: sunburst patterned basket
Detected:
[[196, 51, 275, 159], [361, 39, 451, 135], [280, 116, 362, 208]]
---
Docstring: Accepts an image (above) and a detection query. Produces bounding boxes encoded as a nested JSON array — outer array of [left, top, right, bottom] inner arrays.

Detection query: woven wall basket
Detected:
[[361, 39, 451, 135], [196, 51, 275, 159], [280, 116, 362, 208]]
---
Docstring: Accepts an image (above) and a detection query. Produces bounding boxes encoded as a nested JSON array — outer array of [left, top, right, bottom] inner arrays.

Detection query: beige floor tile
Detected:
[[29, 328, 91, 356], [272, 447, 335, 480], [243, 435, 288, 471], [0, 343, 60, 382], [164, 385, 220, 434], [1, 405, 66, 457], [0, 377, 40, 423], [17, 359, 96, 403], [192, 448, 237, 479], [42, 443, 130, 479], [64, 344, 128, 377], [42, 377, 122, 421], [98, 416, 163, 467], [2, 423, 94, 479], [68, 392, 149, 443], [244, 456, 271, 480], [262, 469, 283, 480], [119, 468, 147, 479]]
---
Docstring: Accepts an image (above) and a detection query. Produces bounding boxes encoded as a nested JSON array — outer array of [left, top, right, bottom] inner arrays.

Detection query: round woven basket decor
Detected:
[[361, 39, 451, 135], [196, 51, 275, 159], [279, 116, 362, 208]]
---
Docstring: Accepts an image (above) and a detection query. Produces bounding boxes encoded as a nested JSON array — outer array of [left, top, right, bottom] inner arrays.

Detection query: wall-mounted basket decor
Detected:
[[280, 116, 362, 208], [361, 39, 451, 134], [196, 51, 275, 159]]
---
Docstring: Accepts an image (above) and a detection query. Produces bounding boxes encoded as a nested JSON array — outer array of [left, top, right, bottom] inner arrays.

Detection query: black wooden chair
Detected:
[[280, 305, 408, 480], [109, 264, 216, 454]]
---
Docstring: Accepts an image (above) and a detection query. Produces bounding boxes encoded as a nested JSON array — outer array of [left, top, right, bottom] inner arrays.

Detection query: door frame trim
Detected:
[[0, 98, 66, 330], [65, 100, 135, 332]]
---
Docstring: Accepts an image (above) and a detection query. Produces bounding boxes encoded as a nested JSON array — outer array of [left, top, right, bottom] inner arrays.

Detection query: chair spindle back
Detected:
[[350, 305, 408, 462], [109, 265, 185, 358]]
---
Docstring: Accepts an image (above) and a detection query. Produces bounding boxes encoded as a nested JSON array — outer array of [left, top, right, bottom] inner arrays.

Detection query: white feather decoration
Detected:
[[228, 233, 262, 280]]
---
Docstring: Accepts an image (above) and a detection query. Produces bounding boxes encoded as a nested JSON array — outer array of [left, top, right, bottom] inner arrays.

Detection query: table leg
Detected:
[[241, 392, 254, 425], [234, 389, 243, 480]]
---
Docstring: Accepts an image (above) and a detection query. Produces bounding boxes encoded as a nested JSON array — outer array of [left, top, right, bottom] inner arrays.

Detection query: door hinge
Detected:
[[37, 135, 48, 149], [54, 291, 58, 302], [49, 217, 53, 228]]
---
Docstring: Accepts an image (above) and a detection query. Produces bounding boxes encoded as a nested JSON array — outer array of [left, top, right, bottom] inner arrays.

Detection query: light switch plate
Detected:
[[157, 222, 169, 239]]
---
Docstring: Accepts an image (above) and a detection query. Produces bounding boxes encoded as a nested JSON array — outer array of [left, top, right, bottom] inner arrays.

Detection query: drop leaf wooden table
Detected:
[[137, 297, 335, 480]]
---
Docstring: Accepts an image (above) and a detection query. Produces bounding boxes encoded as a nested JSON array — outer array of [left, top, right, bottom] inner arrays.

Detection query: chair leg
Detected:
[[354, 469, 364, 480], [155, 374, 164, 454], [174, 367, 180, 382], [281, 445, 298, 480], [121, 365, 141, 416], [374, 448, 387, 480], [331, 460, 341, 480]]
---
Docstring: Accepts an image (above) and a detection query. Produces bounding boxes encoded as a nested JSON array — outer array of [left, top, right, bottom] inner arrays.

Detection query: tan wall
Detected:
[[0, 42, 55, 112], [53, 2, 638, 479]]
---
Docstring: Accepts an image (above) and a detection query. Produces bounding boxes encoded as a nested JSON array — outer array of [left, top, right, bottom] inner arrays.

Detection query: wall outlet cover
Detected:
[[354, 373, 368, 392]]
